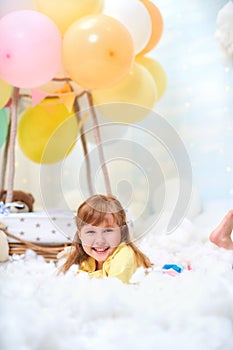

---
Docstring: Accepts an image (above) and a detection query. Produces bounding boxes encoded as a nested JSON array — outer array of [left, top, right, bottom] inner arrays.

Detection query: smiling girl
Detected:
[[59, 194, 152, 283]]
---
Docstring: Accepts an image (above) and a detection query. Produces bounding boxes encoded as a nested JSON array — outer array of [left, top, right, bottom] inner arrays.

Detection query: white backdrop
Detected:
[[1, 0, 232, 217]]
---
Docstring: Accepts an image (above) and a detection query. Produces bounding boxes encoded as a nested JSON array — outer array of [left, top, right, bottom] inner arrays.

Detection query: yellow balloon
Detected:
[[62, 14, 134, 90], [18, 98, 79, 164], [0, 79, 12, 109], [36, 0, 104, 35], [92, 63, 157, 123], [136, 56, 167, 100]]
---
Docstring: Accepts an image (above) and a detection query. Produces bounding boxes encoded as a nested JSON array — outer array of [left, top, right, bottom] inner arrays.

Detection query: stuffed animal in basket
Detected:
[[0, 223, 9, 262], [0, 190, 35, 212], [0, 190, 35, 262]]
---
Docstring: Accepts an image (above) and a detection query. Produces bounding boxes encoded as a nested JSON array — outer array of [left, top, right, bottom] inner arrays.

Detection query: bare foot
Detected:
[[209, 210, 233, 250]]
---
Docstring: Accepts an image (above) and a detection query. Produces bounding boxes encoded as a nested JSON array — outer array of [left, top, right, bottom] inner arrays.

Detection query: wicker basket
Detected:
[[6, 231, 72, 261]]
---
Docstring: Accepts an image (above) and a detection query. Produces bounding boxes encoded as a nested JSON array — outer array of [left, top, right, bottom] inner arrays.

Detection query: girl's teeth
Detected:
[[94, 248, 108, 252]]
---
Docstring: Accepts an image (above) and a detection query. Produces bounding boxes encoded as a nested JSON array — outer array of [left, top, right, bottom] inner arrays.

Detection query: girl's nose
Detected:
[[95, 231, 106, 244]]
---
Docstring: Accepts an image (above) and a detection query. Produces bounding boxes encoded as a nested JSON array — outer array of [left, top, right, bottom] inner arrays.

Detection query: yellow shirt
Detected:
[[79, 243, 137, 283]]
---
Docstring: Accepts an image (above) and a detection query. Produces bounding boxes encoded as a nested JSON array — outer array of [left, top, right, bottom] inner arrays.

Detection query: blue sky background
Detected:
[[150, 0, 233, 205]]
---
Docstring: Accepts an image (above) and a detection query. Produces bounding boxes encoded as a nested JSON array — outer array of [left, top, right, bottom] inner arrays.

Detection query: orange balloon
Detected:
[[62, 14, 134, 90], [136, 55, 167, 100], [139, 0, 163, 55]]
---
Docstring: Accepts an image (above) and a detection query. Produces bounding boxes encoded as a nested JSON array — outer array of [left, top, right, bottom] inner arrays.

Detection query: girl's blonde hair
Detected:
[[59, 194, 152, 273]]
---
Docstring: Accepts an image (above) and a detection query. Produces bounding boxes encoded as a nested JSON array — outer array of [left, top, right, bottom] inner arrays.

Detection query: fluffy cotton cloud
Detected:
[[1, 204, 233, 350]]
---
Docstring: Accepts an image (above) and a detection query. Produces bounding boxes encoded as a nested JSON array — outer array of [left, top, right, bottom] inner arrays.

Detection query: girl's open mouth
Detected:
[[92, 247, 110, 255]]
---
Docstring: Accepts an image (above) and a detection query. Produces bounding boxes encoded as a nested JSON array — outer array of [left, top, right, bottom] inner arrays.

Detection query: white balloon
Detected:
[[0, 0, 35, 17], [103, 0, 152, 54]]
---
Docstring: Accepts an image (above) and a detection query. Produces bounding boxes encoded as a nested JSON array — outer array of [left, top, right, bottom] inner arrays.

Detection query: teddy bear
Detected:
[[0, 190, 35, 262], [0, 190, 35, 212]]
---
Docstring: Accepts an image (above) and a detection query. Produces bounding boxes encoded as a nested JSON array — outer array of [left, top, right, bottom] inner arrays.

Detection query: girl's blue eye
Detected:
[[105, 228, 113, 233], [86, 230, 95, 234]]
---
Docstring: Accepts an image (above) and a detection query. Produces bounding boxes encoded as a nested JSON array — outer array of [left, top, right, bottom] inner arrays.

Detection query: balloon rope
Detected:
[[5, 87, 20, 203], [0, 119, 11, 191], [73, 95, 94, 196], [86, 91, 112, 195]]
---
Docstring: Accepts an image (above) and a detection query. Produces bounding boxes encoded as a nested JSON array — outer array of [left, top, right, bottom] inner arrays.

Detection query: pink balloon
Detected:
[[0, 10, 62, 88]]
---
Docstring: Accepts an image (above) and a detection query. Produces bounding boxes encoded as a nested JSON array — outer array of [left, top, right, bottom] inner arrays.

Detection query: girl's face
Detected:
[[78, 214, 121, 269]]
